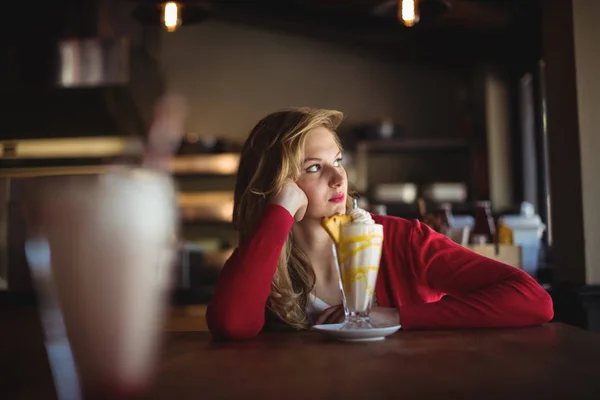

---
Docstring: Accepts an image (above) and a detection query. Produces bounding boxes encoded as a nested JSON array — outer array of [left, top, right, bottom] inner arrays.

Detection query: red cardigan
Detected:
[[206, 204, 554, 339]]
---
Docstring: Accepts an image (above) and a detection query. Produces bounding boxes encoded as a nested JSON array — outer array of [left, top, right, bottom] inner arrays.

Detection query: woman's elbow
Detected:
[[524, 286, 554, 325], [535, 289, 554, 323], [208, 323, 262, 340], [510, 270, 555, 325], [206, 308, 263, 340]]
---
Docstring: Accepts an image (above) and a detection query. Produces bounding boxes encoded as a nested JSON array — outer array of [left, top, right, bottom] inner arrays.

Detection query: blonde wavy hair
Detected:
[[233, 107, 354, 330]]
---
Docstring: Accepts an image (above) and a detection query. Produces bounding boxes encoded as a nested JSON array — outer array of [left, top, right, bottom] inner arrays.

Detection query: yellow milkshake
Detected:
[[323, 207, 384, 329]]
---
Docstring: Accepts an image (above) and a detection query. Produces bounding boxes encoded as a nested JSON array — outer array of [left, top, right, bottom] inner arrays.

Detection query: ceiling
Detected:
[[309, 0, 533, 31], [132, 0, 542, 64]]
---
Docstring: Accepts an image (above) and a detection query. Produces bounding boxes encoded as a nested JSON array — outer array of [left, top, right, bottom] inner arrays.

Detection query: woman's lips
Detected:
[[329, 194, 345, 203]]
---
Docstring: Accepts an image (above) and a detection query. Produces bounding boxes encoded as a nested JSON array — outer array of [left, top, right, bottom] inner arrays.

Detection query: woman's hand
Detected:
[[314, 306, 400, 326], [315, 305, 345, 325], [269, 182, 308, 221]]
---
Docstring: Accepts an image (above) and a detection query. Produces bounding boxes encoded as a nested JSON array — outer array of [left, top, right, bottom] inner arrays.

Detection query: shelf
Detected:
[[0, 136, 143, 159], [0, 153, 240, 178], [169, 153, 239, 175], [178, 191, 234, 222], [0, 165, 114, 178], [354, 138, 472, 193], [178, 191, 233, 206]]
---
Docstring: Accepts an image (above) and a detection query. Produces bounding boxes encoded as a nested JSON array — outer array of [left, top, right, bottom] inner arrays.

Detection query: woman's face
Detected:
[[296, 127, 347, 219]]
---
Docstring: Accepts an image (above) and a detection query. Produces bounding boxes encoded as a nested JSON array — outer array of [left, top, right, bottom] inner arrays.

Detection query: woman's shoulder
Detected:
[[369, 213, 418, 240], [371, 213, 459, 250], [370, 212, 415, 228]]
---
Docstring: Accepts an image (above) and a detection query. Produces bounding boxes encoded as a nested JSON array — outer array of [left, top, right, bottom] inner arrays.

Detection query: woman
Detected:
[[206, 107, 554, 340]]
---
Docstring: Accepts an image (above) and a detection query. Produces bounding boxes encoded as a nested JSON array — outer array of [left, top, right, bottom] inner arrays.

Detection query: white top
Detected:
[[306, 293, 331, 325]]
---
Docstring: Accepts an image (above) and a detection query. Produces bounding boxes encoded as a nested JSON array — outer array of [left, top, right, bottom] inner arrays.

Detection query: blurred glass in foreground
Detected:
[[22, 167, 178, 400]]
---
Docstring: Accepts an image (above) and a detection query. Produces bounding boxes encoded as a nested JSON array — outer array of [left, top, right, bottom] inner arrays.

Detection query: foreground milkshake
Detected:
[[323, 207, 384, 329], [23, 167, 178, 399]]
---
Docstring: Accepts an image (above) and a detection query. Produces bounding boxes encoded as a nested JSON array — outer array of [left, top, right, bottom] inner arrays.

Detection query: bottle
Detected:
[[435, 203, 453, 236], [497, 217, 514, 245], [470, 201, 496, 244]]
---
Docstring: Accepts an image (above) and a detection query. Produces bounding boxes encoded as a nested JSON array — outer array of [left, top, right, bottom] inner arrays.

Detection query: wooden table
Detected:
[[3, 306, 600, 399]]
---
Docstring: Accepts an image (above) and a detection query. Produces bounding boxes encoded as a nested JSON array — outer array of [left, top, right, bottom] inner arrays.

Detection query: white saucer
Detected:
[[312, 323, 402, 342]]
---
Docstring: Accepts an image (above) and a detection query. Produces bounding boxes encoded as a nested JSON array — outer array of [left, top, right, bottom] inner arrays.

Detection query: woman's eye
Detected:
[[306, 164, 321, 173], [333, 157, 343, 167]]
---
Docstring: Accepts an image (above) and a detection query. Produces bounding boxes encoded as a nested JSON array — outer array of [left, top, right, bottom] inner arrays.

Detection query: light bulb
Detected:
[[399, 0, 420, 27], [162, 1, 182, 32]]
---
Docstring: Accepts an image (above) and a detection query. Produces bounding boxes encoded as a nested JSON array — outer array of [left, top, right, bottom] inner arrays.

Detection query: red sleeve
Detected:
[[205, 204, 294, 339], [398, 220, 554, 330]]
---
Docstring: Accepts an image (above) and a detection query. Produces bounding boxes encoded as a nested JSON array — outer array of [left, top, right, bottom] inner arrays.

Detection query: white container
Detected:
[[502, 203, 546, 276], [447, 215, 474, 245], [373, 183, 417, 203], [422, 183, 468, 203], [448, 215, 475, 230]]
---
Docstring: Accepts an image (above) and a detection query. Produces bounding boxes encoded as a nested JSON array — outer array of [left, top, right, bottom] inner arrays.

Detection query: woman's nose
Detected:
[[328, 167, 345, 188]]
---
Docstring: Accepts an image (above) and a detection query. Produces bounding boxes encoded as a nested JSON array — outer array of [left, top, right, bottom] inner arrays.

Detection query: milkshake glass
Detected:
[[333, 207, 383, 330]]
